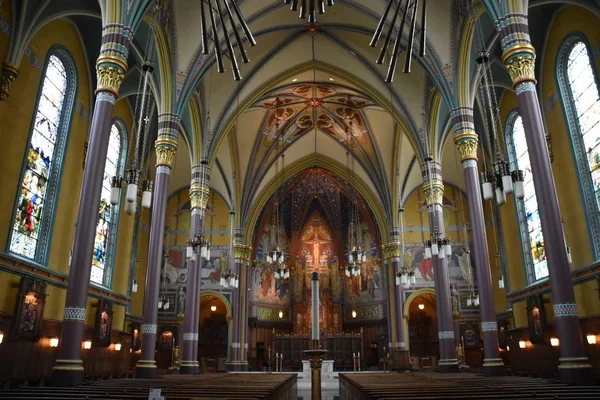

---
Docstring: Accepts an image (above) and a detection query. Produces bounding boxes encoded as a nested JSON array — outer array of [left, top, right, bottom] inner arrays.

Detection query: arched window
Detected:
[[506, 113, 548, 282], [91, 122, 127, 286], [558, 35, 600, 257], [9, 48, 76, 263]]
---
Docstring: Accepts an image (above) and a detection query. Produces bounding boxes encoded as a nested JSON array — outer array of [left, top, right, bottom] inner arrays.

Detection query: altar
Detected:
[[301, 359, 335, 380]]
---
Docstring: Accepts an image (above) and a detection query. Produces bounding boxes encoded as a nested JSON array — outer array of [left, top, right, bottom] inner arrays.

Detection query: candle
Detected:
[[311, 272, 319, 340]]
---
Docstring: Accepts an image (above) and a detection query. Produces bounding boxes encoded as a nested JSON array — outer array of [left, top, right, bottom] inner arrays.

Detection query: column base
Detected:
[[482, 359, 505, 377], [437, 359, 459, 373], [52, 360, 84, 387], [392, 349, 410, 370], [558, 358, 593, 385], [226, 361, 249, 371], [135, 360, 158, 379], [179, 362, 196, 375]]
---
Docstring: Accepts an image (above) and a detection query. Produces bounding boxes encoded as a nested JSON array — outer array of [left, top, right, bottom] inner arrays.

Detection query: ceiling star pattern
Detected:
[[242, 82, 389, 215]]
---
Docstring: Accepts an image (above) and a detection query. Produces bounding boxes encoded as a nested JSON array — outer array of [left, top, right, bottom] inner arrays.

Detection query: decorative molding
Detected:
[[481, 321, 498, 332], [553, 303, 578, 318], [183, 333, 199, 341], [63, 307, 87, 321], [438, 330, 454, 340], [141, 324, 157, 334]]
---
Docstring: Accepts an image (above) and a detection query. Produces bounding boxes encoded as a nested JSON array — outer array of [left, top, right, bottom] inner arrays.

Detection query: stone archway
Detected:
[[402, 288, 437, 357]]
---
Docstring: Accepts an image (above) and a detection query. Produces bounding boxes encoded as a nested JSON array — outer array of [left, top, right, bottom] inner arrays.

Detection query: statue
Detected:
[[171, 345, 180, 369], [451, 284, 459, 313], [455, 344, 464, 365], [178, 287, 186, 314]]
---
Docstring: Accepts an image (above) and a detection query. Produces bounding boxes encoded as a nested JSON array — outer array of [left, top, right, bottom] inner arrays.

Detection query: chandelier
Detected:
[[467, 0, 524, 206], [265, 149, 289, 277], [345, 128, 367, 278], [422, 156, 452, 260], [370, 0, 427, 82], [220, 212, 240, 289], [110, 25, 156, 215], [199, 0, 256, 81], [186, 233, 211, 262], [395, 208, 416, 289], [283, 0, 335, 24]]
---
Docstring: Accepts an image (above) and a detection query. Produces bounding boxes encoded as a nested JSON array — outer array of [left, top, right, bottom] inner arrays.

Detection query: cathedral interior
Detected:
[[0, 0, 599, 398]]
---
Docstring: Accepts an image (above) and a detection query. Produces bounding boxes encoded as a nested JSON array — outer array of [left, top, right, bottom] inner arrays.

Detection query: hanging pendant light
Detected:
[[370, 0, 428, 82], [481, 172, 494, 201], [495, 184, 506, 206], [512, 170, 525, 200], [132, 279, 138, 293], [438, 238, 446, 259], [566, 246, 572, 264], [110, 176, 123, 206], [424, 240, 432, 260], [284, 0, 335, 24], [500, 161, 513, 195], [141, 180, 153, 209], [200, 0, 256, 81], [498, 275, 505, 289]]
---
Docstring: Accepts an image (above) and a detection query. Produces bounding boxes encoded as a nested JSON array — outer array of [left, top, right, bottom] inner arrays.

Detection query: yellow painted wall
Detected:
[[0, 18, 134, 330], [493, 5, 600, 321]]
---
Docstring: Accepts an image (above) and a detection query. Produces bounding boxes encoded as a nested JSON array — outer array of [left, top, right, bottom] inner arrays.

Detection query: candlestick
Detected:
[[311, 271, 319, 341]]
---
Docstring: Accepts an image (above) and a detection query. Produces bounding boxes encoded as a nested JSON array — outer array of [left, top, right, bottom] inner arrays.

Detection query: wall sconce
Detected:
[[587, 334, 597, 345], [278, 311, 283, 319], [518, 340, 526, 349], [352, 310, 357, 319], [0, 331, 3, 344], [550, 337, 559, 347], [506, 345, 510, 351], [114, 343, 122, 351], [50, 337, 59, 348], [418, 304, 425, 310], [211, 305, 217, 312], [83, 340, 92, 349]]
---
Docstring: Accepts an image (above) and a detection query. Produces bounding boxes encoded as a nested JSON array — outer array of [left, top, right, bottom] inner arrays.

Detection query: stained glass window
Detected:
[[91, 123, 124, 285], [507, 115, 548, 281], [566, 41, 600, 220], [10, 53, 74, 261]]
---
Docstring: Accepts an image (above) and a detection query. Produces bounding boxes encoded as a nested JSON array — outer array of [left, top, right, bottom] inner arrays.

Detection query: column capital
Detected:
[[190, 163, 211, 210], [155, 114, 181, 169], [451, 107, 479, 162], [422, 182, 444, 206], [495, 13, 536, 86], [234, 244, 252, 261], [0, 62, 19, 100], [95, 24, 133, 96], [383, 242, 401, 260]]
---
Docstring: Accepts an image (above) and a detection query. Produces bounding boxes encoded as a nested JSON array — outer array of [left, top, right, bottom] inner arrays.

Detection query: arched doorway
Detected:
[[198, 293, 230, 368], [405, 289, 438, 365]]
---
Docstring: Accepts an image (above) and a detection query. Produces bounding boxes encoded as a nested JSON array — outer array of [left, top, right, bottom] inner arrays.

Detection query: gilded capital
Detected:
[[502, 45, 536, 86], [190, 184, 210, 210], [0, 63, 19, 101], [422, 182, 444, 206], [234, 244, 252, 261], [95, 57, 127, 96], [155, 138, 178, 168], [454, 133, 479, 162], [383, 242, 401, 260]]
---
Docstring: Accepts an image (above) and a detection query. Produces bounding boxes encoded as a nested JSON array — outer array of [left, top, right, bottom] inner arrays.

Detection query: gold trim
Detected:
[[95, 64, 125, 96], [96, 55, 128, 72], [502, 46, 536, 87], [501, 44, 535, 64], [422, 182, 444, 206], [383, 242, 401, 259], [0, 62, 19, 101], [155, 143, 177, 168], [155, 138, 178, 148]]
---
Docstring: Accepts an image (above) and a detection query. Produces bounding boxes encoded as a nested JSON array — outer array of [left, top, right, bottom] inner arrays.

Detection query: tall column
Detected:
[[180, 165, 208, 373], [421, 160, 459, 373], [452, 108, 504, 376], [235, 231, 251, 371], [192, 161, 210, 372], [135, 114, 180, 378], [496, 14, 591, 385], [226, 213, 242, 371], [52, 24, 132, 387]]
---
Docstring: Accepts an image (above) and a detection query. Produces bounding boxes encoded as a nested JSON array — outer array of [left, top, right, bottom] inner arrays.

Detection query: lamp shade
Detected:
[[424, 246, 432, 260], [431, 242, 439, 256], [83, 340, 92, 349], [495, 187, 506, 206], [518, 340, 526, 349], [126, 183, 137, 203], [110, 186, 120, 206], [50, 337, 59, 347], [115, 343, 122, 351], [586, 335, 597, 345], [141, 190, 152, 209], [550, 337, 559, 347], [352, 310, 357, 318], [125, 200, 136, 215], [482, 182, 494, 201], [502, 174, 513, 195]]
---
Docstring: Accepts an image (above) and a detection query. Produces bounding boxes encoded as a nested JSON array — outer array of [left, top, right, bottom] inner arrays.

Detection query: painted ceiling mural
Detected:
[[241, 83, 389, 215]]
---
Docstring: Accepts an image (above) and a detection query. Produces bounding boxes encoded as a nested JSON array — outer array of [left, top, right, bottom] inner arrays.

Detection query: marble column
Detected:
[[451, 107, 504, 376], [52, 25, 132, 387], [235, 230, 251, 371], [135, 114, 180, 378], [226, 213, 242, 370], [192, 161, 210, 372], [496, 14, 591, 385], [421, 160, 459, 373], [180, 165, 208, 373]]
